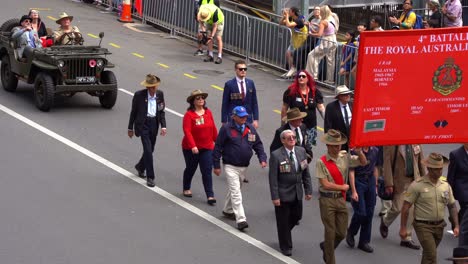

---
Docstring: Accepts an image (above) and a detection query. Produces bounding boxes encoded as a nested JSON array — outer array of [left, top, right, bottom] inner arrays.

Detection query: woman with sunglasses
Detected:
[[281, 70, 325, 151], [182, 90, 218, 205], [28, 9, 47, 38]]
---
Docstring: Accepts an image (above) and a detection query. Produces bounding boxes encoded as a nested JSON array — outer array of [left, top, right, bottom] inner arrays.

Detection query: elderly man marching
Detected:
[[269, 129, 312, 256], [400, 153, 460, 264], [316, 129, 367, 264], [213, 106, 267, 231]]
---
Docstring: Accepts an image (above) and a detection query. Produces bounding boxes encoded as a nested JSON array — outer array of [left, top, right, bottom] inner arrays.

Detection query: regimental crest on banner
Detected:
[[433, 57, 463, 96]]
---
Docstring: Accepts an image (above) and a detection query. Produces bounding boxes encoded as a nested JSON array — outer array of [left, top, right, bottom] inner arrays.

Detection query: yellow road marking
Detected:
[[211, 85, 223, 91], [109, 43, 120, 48], [47, 16, 57, 21], [30, 8, 51, 11], [132, 53, 144, 58], [87, 33, 99, 39], [273, 109, 324, 131], [157, 63, 169, 68], [184, 73, 197, 79]]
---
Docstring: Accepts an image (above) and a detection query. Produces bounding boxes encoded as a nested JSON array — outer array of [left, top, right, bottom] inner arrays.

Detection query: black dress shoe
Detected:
[[135, 165, 145, 178], [378, 212, 386, 217], [358, 243, 374, 253], [346, 232, 355, 248], [319, 242, 325, 262], [400, 240, 420, 250], [207, 198, 216, 205], [215, 57, 222, 64], [243, 178, 249, 183], [222, 211, 235, 220], [281, 249, 292, 256], [146, 179, 155, 188], [237, 221, 249, 231], [379, 218, 388, 238], [204, 55, 214, 62]]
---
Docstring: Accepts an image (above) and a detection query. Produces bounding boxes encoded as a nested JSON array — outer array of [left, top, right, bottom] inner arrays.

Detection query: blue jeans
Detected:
[[182, 149, 214, 198], [348, 175, 376, 245]]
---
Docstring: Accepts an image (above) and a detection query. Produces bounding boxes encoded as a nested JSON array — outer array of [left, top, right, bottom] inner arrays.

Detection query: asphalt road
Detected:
[[0, 1, 461, 263]]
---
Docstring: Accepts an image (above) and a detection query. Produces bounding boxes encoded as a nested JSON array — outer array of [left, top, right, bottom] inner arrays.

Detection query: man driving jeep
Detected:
[[53, 12, 82, 45], [11, 15, 43, 59]]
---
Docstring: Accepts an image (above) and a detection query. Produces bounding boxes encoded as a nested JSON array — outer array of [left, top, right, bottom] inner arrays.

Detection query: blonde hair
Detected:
[[320, 5, 332, 21]]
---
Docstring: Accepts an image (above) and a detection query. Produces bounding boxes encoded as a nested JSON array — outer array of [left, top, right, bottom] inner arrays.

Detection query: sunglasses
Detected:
[[298, 74, 307, 79], [283, 135, 297, 140], [237, 67, 247, 72], [195, 96, 205, 100]]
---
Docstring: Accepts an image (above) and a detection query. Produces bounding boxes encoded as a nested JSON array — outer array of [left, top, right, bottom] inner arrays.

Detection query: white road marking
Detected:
[[0, 102, 298, 264]]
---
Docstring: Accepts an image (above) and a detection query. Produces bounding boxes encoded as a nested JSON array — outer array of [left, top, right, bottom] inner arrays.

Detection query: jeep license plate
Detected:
[[76, 77, 96, 83]]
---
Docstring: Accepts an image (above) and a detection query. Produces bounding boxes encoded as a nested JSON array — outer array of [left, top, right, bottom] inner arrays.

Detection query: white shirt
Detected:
[[289, 123, 302, 145], [236, 77, 246, 95], [339, 101, 352, 126], [285, 146, 298, 171], [147, 91, 157, 117]]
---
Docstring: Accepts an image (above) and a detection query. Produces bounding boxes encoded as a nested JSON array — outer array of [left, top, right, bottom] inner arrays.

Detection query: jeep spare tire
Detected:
[[99, 71, 117, 109], [0, 18, 20, 32]]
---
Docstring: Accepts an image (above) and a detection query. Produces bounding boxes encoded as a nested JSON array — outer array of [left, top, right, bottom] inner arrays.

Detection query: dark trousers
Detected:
[[459, 202, 468, 246], [182, 149, 214, 198], [348, 176, 377, 245], [135, 118, 158, 180], [274, 199, 302, 251]]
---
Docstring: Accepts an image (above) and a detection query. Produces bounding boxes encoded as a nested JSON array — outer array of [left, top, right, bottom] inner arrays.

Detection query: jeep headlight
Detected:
[[57, 60, 65, 68], [96, 59, 104, 68]]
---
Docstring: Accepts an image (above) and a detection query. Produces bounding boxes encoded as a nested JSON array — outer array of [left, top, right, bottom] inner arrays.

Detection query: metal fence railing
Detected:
[[96, 0, 466, 91]]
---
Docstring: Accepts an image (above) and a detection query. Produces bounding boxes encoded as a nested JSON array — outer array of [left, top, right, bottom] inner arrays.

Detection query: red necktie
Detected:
[[240, 81, 245, 101]]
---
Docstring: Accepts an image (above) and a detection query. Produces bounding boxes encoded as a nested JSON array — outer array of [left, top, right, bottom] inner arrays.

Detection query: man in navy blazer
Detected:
[[128, 74, 167, 187], [448, 143, 468, 222], [221, 60, 259, 129]]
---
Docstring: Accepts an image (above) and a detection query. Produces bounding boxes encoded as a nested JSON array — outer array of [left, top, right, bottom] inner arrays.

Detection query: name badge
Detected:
[[195, 116, 205, 125], [300, 159, 308, 170], [248, 133, 256, 142]]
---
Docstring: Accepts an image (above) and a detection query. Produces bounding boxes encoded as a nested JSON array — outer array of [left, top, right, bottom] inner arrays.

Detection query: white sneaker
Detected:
[[280, 72, 289, 78], [285, 67, 297, 78], [105, 6, 113, 11]]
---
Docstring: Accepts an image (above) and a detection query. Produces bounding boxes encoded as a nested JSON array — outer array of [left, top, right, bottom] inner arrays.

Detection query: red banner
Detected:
[[351, 27, 468, 147]]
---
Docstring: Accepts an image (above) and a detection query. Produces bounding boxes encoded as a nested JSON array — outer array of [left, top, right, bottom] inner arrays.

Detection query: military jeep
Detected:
[[0, 18, 117, 111]]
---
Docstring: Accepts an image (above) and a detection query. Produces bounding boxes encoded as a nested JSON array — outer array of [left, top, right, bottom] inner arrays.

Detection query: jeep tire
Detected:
[[1, 56, 18, 92], [34, 72, 55, 112], [99, 71, 117, 109], [0, 18, 20, 32]]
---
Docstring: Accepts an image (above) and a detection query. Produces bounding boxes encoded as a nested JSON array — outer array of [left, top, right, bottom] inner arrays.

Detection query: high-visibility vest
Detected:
[[203, 3, 224, 25]]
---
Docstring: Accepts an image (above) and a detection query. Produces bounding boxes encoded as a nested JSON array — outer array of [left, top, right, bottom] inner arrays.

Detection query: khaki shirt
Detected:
[[53, 26, 80, 45], [405, 175, 455, 221], [316, 150, 362, 193]]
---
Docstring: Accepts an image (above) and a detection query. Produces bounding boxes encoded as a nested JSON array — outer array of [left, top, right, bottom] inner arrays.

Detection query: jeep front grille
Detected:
[[63, 59, 97, 80]]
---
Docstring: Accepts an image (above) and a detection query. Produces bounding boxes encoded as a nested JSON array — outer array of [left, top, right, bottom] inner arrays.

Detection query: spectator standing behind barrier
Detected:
[[442, 0, 463, 27], [212, 106, 267, 231], [389, 0, 416, 29], [400, 153, 459, 264], [29, 9, 47, 38], [350, 21, 367, 86], [279, 7, 307, 78], [11, 15, 43, 59], [269, 129, 312, 257], [316, 129, 367, 264], [346, 146, 379, 253], [305, 5, 338, 84], [194, 0, 220, 56], [380, 145, 425, 250], [281, 70, 324, 152], [447, 144, 468, 223], [292, 6, 321, 72], [181, 90, 218, 205], [128, 74, 167, 188], [425, 0, 442, 28], [338, 30, 356, 88], [197, 4, 224, 64]]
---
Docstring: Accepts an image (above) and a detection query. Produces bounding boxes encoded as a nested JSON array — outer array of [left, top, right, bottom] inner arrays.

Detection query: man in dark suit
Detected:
[[269, 129, 312, 256], [270, 108, 313, 163], [448, 144, 468, 223], [128, 74, 167, 187], [324, 85, 353, 151], [221, 60, 259, 129]]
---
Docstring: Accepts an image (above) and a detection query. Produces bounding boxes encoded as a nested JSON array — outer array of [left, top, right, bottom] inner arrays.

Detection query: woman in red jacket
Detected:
[[182, 90, 218, 205]]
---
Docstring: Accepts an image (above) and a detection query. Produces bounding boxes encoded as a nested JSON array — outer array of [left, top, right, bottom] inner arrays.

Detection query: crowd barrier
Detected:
[[95, 0, 464, 91]]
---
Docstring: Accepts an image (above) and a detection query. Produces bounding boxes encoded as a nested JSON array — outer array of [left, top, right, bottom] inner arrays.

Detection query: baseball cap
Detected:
[[232, 106, 249, 117]]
